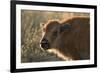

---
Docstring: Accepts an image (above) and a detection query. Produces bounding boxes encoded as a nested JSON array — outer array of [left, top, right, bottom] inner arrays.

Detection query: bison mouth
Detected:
[[40, 42, 50, 50]]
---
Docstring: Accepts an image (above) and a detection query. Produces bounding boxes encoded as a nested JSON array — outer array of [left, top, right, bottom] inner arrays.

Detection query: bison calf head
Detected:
[[40, 20, 71, 50]]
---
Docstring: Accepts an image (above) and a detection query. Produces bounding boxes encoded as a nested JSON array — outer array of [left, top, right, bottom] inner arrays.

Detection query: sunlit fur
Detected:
[[41, 17, 90, 61]]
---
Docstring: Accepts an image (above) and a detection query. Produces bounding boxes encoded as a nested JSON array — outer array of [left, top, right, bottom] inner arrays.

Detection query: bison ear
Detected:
[[60, 24, 71, 33]]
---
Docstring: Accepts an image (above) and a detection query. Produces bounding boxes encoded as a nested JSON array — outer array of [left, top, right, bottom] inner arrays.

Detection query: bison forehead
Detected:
[[44, 20, 60, 32]]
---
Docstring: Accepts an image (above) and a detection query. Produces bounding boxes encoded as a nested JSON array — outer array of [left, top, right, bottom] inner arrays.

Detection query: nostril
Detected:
[[41, 38, 48, 44], [40, 38, 50, 49]]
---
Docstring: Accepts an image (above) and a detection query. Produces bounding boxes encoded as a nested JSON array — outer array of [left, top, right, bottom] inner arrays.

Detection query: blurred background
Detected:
[[21, 10, 89, 63]]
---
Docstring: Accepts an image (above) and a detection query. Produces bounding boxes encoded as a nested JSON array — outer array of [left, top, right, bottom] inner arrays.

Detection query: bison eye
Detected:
[[53, 31, 58, 37]]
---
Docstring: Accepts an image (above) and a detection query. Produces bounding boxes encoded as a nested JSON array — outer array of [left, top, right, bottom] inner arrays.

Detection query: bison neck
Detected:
[[51, 31, 87, 60]]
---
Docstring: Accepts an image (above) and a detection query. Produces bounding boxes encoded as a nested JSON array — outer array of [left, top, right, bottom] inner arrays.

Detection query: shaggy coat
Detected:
[[40, 17, 90, 61]]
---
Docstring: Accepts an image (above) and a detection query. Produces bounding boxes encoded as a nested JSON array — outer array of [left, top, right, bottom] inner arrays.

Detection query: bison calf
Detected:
[[40, 17, 90, 61]]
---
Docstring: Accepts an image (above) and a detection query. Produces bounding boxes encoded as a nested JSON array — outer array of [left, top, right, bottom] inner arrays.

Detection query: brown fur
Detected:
[[41, 17, 90, 61]]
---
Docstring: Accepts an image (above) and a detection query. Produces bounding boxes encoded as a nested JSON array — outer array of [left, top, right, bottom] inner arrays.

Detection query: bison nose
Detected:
[[40, 38, 50, 50]]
